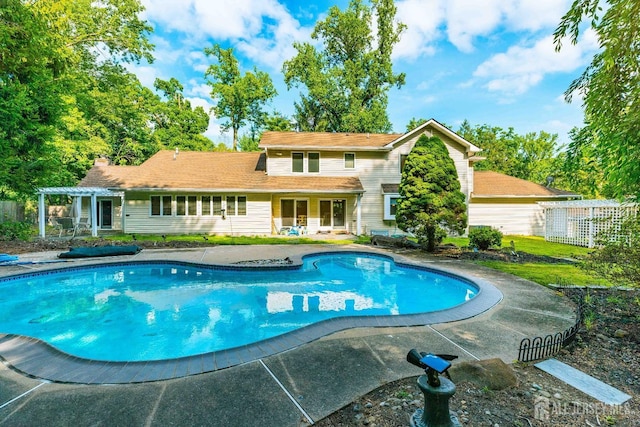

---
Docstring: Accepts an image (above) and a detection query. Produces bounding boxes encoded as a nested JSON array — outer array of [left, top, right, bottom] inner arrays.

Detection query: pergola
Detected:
[[37, 187, 124, 238]]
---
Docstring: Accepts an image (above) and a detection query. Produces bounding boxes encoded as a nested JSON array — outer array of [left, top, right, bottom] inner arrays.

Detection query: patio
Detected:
[[0, 245, 575, 426]]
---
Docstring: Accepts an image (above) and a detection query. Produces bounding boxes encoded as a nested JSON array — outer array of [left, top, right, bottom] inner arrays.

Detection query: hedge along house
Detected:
[[468, 171, 582, 236], [37, 119, 483, 237]]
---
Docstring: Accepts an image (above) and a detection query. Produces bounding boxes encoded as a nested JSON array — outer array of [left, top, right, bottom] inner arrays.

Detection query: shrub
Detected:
[[0, 220, 33, 241], [469, 227, 503, 250]]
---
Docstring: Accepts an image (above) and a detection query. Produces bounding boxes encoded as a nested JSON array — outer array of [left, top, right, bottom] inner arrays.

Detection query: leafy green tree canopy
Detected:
[[457, 120, 564, 187], [0, 0, 154, 198], [204, 45, 277, 151], [395, 135, 467, 252], [152, 78, 212, 151], [283, 0, 405, 133], [554, 0, 640, 198], [0, 0, 64, 198]]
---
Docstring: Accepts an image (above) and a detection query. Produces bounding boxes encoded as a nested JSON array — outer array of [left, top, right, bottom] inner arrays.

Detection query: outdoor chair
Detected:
[[74, 217, 91, 235], [53, 217, 75, 238]]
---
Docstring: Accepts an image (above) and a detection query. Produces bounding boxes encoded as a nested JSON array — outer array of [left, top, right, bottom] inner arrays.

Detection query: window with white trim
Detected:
[[225, 196, 247, 216], [308, 152, 320, 173], [292, 152, 304, 173], [383, 194, 400, 220], [176, 196, 186, 216], [202, 196, 211, 215], [150, 195, 172, 216], [201, 196, 223, 216], [344, 153, 355, 169]]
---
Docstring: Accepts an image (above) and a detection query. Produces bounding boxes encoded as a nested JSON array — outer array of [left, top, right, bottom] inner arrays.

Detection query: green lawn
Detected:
[[475, 261, 610, 287], [444, 235, 610, 288], [443, 235, 592, 258]]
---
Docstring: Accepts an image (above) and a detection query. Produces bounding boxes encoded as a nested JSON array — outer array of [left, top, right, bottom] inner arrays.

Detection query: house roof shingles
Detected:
[[80, 150, 364, 193], [259, 131, 403, 150], [473, 171, 580, 198]]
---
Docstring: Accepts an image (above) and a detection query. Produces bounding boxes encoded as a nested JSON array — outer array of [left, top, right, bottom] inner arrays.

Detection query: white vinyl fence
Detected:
[[541, 200, 638, 248]]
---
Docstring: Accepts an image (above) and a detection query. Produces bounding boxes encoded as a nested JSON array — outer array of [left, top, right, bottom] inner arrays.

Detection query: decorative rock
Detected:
[[365, 402, 373, 408], [540, 390, 552, 398], [553, 393, 562, 399], [448, 358, 518, 391], [614, 329, 629, 338], [485, 410, 491, 415], [531, 383, 542, 390], [353, 403, 362, 412]]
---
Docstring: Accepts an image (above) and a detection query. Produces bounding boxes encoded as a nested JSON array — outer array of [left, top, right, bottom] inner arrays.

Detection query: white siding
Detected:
[[123, 192, 272, 235], [357, 130, 472, 234], [267, 150, 360, 177], [80, 197, 123, 231], [469, 201, 545, 236]]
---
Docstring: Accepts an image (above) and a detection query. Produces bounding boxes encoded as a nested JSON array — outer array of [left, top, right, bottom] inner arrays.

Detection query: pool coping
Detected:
[[0, 249, 503, 385]]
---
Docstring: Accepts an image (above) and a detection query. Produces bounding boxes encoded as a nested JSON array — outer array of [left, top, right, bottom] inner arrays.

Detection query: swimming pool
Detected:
[[0, 252, 479, 362]]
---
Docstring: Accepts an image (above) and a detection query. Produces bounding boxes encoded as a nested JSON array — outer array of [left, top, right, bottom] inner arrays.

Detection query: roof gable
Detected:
[[388, 119, 482, 155]]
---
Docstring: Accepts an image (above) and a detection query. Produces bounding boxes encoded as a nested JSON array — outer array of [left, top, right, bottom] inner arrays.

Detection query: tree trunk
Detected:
[[426, 226, 437, 252], [232, 126, 238, 151]]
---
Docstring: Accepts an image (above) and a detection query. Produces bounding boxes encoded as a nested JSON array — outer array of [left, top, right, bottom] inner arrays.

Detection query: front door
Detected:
[[99, 200, 113, 229], [332, 200, 345, 228]]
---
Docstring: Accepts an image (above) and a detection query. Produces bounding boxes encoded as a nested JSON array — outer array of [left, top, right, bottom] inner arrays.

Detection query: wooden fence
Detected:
[[0, 201, 25, 222]]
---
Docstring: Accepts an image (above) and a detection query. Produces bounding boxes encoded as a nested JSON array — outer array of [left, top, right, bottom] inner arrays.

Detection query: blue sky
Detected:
[[133, 0, 599, 147]]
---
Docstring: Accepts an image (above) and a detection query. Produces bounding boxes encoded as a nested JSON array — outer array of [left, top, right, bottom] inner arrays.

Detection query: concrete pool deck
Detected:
[[0, 244, 577, 426]]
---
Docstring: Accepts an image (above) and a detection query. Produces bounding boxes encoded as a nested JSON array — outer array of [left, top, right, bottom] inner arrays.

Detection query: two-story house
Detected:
[[39, 119, 574, 238]]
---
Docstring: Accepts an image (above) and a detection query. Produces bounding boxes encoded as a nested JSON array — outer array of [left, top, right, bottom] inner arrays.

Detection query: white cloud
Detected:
[[444, 0, 504, 53], [394, 0, 443, 60], [503, 0, 573, 32], [393, 0, 573, 56], [473, 29, 599, 96], [141, 0, 310, 71], [187, 81, 212, 99]]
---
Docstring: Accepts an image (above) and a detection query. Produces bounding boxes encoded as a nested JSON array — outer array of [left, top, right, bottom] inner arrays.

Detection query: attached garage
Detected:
[[469, 171, 581, 236]]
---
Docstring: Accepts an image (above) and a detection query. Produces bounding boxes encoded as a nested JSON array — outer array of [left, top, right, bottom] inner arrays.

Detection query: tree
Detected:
[[582, 214, 640, 287], [554, 0, 640, 198], [561, 125, 613, 198], [264, 112, 293, 132], [457, 121, 563, 186], [152, 78, 212, 151], [395, 135, 467, 252], [0, 0, 154, 198], [405, 118, 428, 132], [0, 0, 66, 198], [204, 45, 277, 151], [283, 0, 405, 133]]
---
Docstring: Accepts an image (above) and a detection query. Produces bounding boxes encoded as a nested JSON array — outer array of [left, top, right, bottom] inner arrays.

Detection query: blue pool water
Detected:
[[0, 253, 477, 362]]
